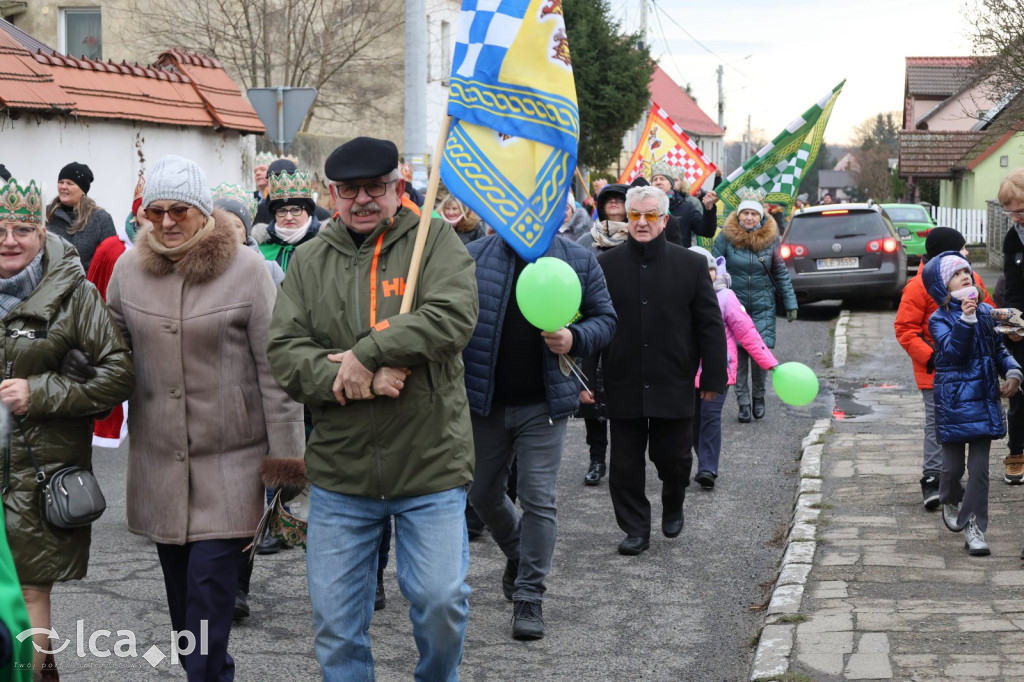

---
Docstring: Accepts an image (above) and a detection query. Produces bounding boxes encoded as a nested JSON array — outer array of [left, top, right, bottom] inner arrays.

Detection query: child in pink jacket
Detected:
[[690, 247, 778, 489]]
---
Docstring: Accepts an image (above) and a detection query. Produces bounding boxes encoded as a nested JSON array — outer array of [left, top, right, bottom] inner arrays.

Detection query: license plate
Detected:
[[817, 257, 859, 270]]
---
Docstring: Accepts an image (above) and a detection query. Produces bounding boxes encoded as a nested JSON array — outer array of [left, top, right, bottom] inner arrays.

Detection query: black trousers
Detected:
[[1008, 341, 1024, 454], [157, 538, 247, 682], [609, 417, 692, 538], [584, 417, 608, 464]]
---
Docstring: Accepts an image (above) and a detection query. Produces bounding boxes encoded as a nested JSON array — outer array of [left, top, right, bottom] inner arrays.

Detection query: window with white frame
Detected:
[[59, 8, 102, 60]]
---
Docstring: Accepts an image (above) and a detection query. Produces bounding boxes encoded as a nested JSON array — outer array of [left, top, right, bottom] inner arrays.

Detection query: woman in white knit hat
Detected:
[[106, 155, 304, 681]]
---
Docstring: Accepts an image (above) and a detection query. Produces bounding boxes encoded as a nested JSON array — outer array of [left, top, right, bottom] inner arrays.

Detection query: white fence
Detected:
[[930, 206, 987, 244]]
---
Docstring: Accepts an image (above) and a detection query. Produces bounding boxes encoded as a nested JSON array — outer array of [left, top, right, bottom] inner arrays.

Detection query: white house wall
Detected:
[[0, 114, 252, 220]]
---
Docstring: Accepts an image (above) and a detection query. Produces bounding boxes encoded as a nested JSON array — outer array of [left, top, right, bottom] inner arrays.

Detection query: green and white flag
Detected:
[[715, 80, 845, 218]]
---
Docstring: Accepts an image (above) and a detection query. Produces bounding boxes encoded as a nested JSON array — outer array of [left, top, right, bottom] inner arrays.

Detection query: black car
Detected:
[[780, 203, 908, 304]]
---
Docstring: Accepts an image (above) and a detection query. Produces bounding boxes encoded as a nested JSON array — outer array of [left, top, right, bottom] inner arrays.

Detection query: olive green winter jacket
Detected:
[[2, 233, 134, 583], [267, 208, 478, 498]]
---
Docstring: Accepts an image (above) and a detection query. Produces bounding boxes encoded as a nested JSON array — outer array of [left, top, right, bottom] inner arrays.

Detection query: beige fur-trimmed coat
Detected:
[[106, 211, 304, 544]]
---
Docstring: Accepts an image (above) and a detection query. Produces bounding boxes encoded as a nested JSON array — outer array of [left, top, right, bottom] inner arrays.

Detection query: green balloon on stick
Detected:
[[515, 257, 582, 332], [771, 362, 819, 406]]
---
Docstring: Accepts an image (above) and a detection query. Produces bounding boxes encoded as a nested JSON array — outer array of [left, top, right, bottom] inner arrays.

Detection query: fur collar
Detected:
[[134, 210, 239, 284], [721, 211, 780, 252]]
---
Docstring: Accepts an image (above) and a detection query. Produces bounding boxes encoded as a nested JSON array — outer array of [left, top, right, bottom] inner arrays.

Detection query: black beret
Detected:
[[267, 159, 297, 177], [324, 137, 399, 182], [0, 164, 9, 182], [58, 161, 94, 194]]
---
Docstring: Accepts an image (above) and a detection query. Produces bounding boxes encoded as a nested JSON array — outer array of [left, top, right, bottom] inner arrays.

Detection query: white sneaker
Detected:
[[964, 519, 991, 556], [942, 503, 964, 532]]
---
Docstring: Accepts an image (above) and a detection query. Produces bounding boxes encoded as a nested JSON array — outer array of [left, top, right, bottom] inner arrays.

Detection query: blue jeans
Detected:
[[693, 388, 727, 476], [469, 402, 567, 603], [306, 485, 470, 682]]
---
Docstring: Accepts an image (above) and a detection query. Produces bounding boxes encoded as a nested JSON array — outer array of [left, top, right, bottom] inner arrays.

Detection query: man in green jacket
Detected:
[[267, 137, 478, 681]]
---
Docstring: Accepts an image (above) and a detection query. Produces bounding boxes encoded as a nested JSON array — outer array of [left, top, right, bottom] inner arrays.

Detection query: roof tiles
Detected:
[[649, 65, 723, 137], [898, 130, 986, 177], [0, 22, 263, 134]]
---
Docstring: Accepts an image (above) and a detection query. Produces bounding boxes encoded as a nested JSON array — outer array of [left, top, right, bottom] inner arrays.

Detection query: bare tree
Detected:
[[112, 0, 405, 133], [966, 0, 1024, 132]]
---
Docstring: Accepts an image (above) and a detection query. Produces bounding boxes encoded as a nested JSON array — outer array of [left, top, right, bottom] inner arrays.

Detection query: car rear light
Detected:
[[915, 229, 931, 238], [821, 210, 849, 216], [780, 244, 807, 259], [865, 238, 899, 253]]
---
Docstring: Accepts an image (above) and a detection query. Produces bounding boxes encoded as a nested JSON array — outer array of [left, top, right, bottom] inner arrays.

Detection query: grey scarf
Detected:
[[0, 250, 44, 319]]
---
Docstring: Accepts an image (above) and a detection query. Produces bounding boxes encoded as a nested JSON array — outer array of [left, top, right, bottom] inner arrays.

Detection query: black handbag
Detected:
[[14, 421, 105, 529]]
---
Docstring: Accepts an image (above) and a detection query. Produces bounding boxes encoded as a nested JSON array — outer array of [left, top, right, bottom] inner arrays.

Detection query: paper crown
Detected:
[[0, 178, 42, 225], [268, 170, 313, 203], [133, 174, 146, 202], [649, 161, 678, 181], [736, 186, 767, 203], [255, 152, 276, 167], [212, 182, 258, 218]]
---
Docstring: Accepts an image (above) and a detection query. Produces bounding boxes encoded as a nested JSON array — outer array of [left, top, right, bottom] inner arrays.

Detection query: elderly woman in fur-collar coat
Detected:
[[106, 155, 304, 682], [712, 195, 797, 424]]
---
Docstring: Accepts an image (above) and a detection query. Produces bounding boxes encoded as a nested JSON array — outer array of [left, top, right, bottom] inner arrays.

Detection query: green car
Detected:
[[881, 203, 935, 269]]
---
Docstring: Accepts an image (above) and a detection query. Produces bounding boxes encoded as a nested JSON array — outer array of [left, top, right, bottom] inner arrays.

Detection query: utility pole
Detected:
[[639, 0, 647, 47], [716, 64, 724, 130], [404, 0, 427, 185]]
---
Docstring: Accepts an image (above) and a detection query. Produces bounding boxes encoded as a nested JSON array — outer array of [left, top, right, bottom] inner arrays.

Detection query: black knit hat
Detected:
[[324, 137, 399, 182], [925, 227, 966, 260], [58, 162, 93, 193], [0, 164, 9, 182], [596, 183, 628, 220]]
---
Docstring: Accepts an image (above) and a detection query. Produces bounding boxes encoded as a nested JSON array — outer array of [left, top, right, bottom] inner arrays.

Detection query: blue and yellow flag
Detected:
[[441, 0, 579, 261]]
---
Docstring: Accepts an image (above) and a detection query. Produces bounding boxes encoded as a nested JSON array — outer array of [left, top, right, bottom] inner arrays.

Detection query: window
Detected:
[[440, 20, 451, 82], [60, 8, 102, 60]]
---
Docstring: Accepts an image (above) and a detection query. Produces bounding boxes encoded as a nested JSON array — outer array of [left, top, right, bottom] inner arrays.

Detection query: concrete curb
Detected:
[[832, 310, 850, 369], [749, 417, 832, 681]]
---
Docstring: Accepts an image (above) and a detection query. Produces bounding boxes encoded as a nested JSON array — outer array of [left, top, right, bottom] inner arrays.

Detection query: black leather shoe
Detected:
[[738, 404, 752, 423], [618, 535, 650, 555], [512, 600, 544, 640], [374, 579, 386, 611], [255, 536, 283, 555], [502, 557, 520, 601], [233, 589, 250, 620], [663, 509, 684, 538], [752, 397, 765, 419], [583, 461, 606, 486]]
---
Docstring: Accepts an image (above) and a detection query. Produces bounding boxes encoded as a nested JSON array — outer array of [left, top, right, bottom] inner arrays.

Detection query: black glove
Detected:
[[61, 349, 96, 383], [926, 352, 935, 374]]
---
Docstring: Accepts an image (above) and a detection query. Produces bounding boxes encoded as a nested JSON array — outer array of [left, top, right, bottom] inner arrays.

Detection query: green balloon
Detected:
[[771, 362, 819, 406], [515, 257, 583, 332]]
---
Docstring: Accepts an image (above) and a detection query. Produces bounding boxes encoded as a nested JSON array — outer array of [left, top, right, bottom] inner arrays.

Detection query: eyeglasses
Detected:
[[275, 206, 306, 219], [144, 205, 192, 222], [334, 180, 398, 199], [1004, 209, 1024, 218], [627, 210, 663, 223], [604, 197, 625, 204], [0, 226, 37, 240]]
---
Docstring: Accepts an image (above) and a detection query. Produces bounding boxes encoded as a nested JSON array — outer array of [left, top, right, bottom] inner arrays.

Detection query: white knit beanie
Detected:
[[142, 155, 213, 216], [688, 245, 715, 269], [737, 199, 764, 217], [938, 254, 971, 288]]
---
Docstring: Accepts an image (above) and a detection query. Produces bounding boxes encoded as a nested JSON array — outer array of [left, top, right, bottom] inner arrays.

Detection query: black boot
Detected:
[[752, 397, 765, 419], [738, 404, 752, 423], [375, 568, 386, 611]]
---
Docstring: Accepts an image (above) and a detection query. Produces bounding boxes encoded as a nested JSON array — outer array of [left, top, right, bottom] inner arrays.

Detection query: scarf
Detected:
[[146, 215, 216, 262], [274, 217, 313, 245], [590, 220, 629, 249], [0, 250, 44, 319]]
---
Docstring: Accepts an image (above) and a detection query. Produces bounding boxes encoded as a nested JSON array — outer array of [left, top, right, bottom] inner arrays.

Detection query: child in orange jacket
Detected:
[[895, 228, 996, 509]]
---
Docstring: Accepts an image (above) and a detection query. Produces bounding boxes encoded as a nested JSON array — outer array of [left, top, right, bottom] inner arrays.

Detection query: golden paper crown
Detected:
[[212, 182, 258, 219], [736, 186, 767, 203], [255, 152, 276, 167], [0, 178, 42, 225], [268, 171, 312, 203]]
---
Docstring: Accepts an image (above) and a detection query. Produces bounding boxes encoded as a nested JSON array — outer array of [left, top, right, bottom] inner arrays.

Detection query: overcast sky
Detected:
[[611, 0, 974, 144]]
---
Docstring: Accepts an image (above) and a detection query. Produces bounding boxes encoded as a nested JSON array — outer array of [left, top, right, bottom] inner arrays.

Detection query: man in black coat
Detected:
[[598, 185, 728, 555]]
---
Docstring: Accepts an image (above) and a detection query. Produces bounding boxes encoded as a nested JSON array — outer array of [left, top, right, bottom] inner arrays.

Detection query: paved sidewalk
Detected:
[[753, 307, 1024, 681]]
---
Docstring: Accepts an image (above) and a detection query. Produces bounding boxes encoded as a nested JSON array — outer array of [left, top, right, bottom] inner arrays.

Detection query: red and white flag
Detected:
[[618, 103, 716, 192]]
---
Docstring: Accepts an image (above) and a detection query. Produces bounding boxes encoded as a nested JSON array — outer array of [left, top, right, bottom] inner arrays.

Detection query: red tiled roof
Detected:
[[898, 130, 986, 177], [648, 65, 723, 137], [0, 25, 264, 134], [157, 50, 265, 133]]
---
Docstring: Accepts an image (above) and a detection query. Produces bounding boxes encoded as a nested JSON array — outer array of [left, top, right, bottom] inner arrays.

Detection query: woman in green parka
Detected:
[[0, 177, 134, 675], [712, 189, 797, 423]]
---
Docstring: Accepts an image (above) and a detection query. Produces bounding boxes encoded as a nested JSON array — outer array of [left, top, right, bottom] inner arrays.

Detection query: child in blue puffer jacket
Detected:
[[925, 252, 1022, 556]]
